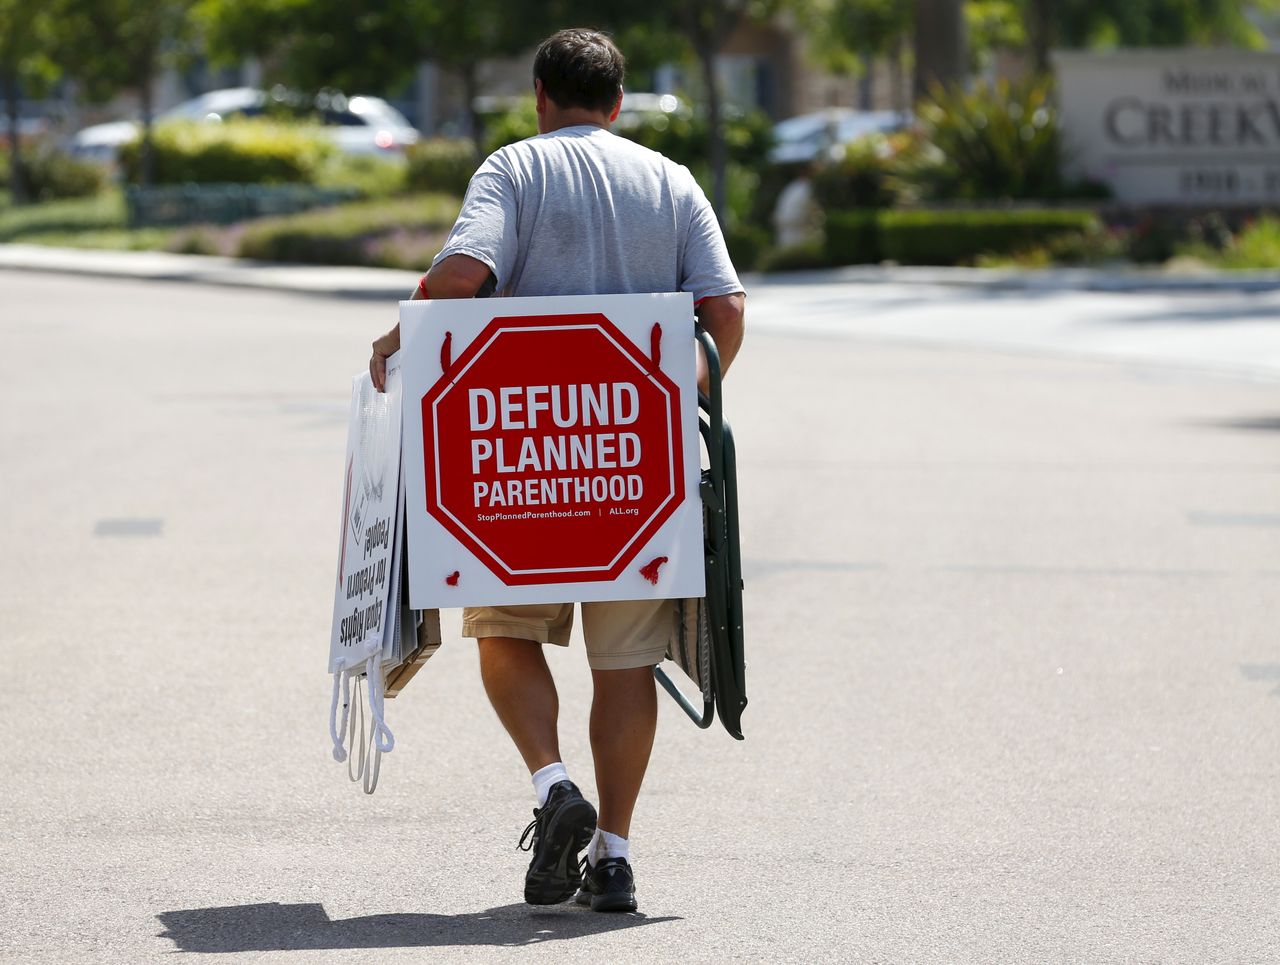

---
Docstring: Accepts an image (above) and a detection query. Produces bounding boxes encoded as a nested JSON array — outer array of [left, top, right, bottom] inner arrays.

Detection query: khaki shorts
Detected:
[[462, 600, 676, 670]]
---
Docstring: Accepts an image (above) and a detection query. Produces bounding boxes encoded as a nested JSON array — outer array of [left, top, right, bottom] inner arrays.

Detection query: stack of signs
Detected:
[[328, 293, 705, 793], [326, 355, 441, 794], [399, 293, 705, 609]]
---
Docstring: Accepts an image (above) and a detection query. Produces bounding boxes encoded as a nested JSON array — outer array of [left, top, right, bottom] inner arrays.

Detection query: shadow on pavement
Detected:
[[1114, 300, 1280, 325], [156, 901, 678, 952], [1195, 415, 1280, 433], [1241, 664, 1280, 696]]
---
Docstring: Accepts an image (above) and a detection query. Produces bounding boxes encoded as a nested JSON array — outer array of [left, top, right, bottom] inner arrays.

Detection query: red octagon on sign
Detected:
[[421, 313, 685, 585]]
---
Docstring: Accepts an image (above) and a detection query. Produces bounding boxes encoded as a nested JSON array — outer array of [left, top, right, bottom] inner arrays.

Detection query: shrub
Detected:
[[1, 148, 105, 201], [757, 241, 832, 273], [877, 208, 1100, 265], [119, 120, 332, 185], [624, 108, 774, 172], [686, 161, 769, 240], [1123, 216, 1186, 264], [812, 136, 900, 211], [167, 228, 223, 256], [314, 153, 406, 198], [1219, 217, 1280, 269], [406, 138, 477, 196], [481, 99, 538, 156], [824, 210, 882, 265], [899, 80, 1064, 201], [0, 190, 125, 241], [1116, 211, 1237, 264], [235, 193, 460, 267], [724, 222, 769, 272], [1043, 222, 1126, 265], [746, 163, 795, 239]]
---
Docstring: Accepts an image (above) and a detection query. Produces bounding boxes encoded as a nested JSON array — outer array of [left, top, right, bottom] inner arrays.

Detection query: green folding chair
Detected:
[[654, 324, 747, 740]]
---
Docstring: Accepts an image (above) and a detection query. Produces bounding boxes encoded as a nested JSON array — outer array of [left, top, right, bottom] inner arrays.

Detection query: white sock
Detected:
[[587, 828, 629, 865], [531, 762, 569, 807]]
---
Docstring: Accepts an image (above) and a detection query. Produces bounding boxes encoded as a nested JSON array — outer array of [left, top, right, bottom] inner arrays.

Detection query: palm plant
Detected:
[[899, 79, 1063, 201]]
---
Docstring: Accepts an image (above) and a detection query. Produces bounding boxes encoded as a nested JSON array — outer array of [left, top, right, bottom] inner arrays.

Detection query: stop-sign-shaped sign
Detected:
[[421, 312, 685, 586]]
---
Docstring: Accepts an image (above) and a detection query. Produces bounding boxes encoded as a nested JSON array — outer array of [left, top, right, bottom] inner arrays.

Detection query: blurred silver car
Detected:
[[69, 87, 419, 162]]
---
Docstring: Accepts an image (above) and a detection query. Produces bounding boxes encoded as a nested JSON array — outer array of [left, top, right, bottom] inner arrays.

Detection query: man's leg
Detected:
[[477, 637, 561, 772], [465, 605, 597, 906], [590, 666, 657, 838], [577, 600, 670, 912]]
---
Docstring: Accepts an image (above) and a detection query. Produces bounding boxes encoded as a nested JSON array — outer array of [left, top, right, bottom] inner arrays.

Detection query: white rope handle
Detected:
[[327, 659, 394, 793], [363, 723, 383, 795], [365, 655, 396, 754], [329, 671, 352, 763], [347, 678, 367, 784]]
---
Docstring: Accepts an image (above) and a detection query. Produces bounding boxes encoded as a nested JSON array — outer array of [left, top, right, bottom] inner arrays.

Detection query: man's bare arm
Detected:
[[370, 254, 495, 391], [694, 292, 746, 391]]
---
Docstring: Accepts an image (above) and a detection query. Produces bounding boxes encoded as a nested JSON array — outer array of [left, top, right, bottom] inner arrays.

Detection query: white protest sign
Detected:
[[329, 357, 404, 674], [400, 293, 704, 609]]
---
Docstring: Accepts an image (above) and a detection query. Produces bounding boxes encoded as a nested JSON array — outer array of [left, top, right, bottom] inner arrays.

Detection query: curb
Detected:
[[0, 244, 419, 300], [4, 243, 1280, 296], [742, 264, 1280, 294]]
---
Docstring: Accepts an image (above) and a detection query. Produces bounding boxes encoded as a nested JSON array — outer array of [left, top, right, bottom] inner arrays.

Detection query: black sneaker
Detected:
[[574, 856, 638, 912], [518, 781, 597, 905]]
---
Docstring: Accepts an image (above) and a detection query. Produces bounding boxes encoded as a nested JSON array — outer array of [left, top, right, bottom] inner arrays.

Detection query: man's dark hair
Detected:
[[533, 28, 625, 113]]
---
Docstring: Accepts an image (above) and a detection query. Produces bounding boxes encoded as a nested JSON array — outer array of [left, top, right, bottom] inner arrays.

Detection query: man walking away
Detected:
[[370, 27, 745, 913]]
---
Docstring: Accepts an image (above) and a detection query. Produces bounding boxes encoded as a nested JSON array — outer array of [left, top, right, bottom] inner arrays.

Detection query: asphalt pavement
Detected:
[[1, 263, 1278, 963]]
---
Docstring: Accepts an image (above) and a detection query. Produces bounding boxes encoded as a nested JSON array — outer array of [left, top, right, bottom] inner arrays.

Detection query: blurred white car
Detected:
[[316, 92, 420, 155], [69, 87, 419, 162], [768, 108, 911, 165], [472, 91, 688, 130], [613, 92, 688, 129]]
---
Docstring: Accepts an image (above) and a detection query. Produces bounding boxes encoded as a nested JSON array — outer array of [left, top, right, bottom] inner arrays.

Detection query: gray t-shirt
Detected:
[[432, 125, 743, 302]]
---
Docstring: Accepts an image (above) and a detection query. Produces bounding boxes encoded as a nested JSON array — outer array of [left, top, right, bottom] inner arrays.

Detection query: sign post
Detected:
[[400, 294, 705, 609]]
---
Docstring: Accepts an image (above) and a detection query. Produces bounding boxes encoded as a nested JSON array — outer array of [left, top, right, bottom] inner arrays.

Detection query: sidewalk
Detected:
[[4, 242, 1280, 297]]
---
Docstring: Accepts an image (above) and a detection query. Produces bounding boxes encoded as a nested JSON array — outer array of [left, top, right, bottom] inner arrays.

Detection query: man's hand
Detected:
[[370, 325, 400, 392], [371, 254, 494, 392]]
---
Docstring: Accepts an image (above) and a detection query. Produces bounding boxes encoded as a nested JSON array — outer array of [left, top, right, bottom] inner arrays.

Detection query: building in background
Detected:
[[411, 15, 912, 137]]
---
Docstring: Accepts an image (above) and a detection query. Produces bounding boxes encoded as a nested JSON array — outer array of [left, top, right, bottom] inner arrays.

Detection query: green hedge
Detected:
[[235, 193, 460, 267], [829, 207, 1100, 264], [406, 138, 477, 196], [125, 184, 360, 227], [757, 241, 832, 273], [824, 210, 882, 265], [725, 222, 769, 272], [823, 208, 1101, 266], [312, 153, 406, 198], [120, 120, 333, 186], [879, 209, 1100, 264]]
